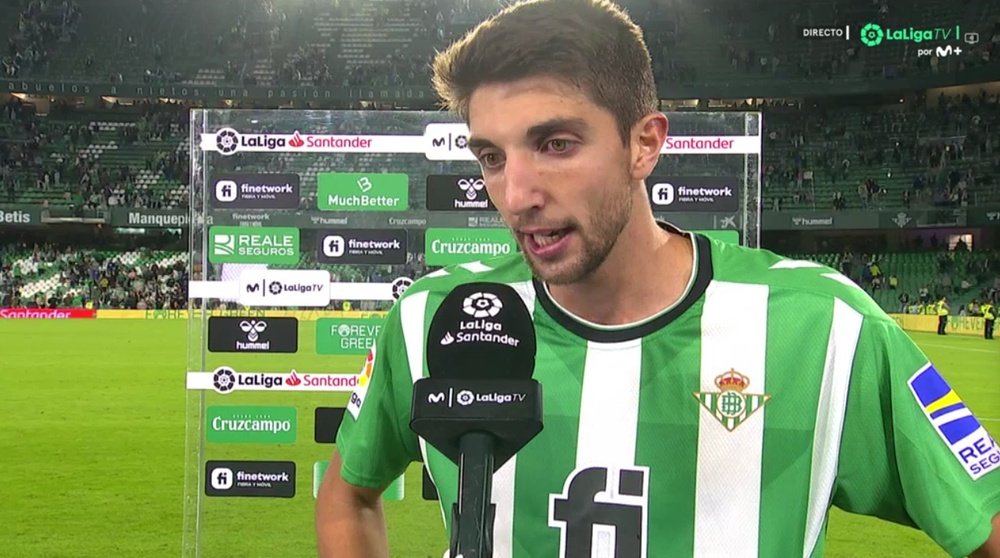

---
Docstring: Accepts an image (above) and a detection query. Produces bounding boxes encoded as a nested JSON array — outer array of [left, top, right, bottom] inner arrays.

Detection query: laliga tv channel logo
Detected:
[[424, 123, 476, 161], [238, 269, 331, 307], [187, 366, 363, 394]]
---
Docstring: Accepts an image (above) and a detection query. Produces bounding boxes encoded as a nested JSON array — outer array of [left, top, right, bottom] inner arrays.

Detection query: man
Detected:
[[938, 295, 951, 335], [315, 0, 1000, 556], [982, 299, 996, 340]]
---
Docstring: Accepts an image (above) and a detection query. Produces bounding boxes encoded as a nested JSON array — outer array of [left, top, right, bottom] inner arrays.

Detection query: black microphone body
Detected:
[[410, 283, 542, 558]]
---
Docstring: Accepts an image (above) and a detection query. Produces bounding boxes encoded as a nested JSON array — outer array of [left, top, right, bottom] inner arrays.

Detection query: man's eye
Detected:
[[545, 139, 572, 152], [480, 152, 501, 167]]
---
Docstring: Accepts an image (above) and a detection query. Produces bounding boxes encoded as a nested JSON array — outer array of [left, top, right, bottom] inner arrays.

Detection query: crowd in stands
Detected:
[[763, 89, 1000, 211], [0, 242, 188, 310], [2, 97, 189, 210], [3, 0, 82, 78]]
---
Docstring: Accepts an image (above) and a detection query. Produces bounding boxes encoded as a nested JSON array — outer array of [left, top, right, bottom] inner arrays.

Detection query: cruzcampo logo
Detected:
[[317, 172, 409, 211], [693, 369, 770, 432], [206, 406, 297, 444], [209, 226, 300, 264], [316, 316, 385, 355], [424, 228, 518, 266]]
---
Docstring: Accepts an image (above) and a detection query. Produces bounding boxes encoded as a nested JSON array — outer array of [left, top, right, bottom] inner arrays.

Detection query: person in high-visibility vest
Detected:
[[981, 300, 996, 340], [936, 296, 950, 335]]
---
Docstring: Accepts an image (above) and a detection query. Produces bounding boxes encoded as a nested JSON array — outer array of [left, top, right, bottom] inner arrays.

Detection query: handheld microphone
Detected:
[[410, 282, 543, 558]]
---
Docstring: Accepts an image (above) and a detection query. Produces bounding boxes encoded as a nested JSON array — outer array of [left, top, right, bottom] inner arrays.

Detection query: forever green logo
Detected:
[[206, 406, 297, 444], [425, 228, 519, 266], [316, 316, 385, 355], [860, 22, 884, 47], [317, 172, 409, 211], [208, 226, 299, 264]]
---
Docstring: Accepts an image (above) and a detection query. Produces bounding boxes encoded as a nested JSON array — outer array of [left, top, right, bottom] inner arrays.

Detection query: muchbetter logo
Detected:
[[463, 292, 503, 318], [424, 228, 518, 266], [206, 406, 297, 444], [317, 172, 409, 211], [208, 226, 300, 264]]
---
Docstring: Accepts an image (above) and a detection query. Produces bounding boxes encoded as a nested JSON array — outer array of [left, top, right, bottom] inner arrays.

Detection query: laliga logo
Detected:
[[458, 177, 484, 200], [240, 319, 267, 342], [457, 390, 475, 406], [215, 128, 240, 155], [463, 292, 502, 318]]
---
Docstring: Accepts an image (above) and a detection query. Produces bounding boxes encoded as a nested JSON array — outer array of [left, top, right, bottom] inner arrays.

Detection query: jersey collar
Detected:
[[532, 221, 714, 343]]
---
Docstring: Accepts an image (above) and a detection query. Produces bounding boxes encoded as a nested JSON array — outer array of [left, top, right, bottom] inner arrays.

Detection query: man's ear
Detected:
[[629, 112, 668, 182]]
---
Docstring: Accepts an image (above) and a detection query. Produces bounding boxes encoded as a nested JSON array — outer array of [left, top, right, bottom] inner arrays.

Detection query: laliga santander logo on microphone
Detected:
[[438, 290, 520, 348], [463, 291, 503, 318]]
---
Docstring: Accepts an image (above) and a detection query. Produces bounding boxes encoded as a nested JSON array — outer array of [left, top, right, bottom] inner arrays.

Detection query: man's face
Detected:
[[467, 77, 635, 285]]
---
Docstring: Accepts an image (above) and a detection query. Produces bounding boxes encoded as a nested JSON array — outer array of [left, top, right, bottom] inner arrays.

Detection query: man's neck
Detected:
[[545, 212, 695, 327]]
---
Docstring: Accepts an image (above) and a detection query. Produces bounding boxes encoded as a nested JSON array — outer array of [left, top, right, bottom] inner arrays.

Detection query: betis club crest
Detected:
[[693, 369, 770, 431]]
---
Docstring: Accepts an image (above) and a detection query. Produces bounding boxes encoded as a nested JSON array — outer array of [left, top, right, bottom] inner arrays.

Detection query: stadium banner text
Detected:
[[3, 205, 984, 232], [96, 309, 389, 320], [8, 67, 1000, 102], [889, 313, 985, 336], [0, 308, 96, 319]]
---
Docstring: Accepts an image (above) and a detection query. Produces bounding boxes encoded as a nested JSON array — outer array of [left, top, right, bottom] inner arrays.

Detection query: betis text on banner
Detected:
[[424, 227, 519, 266], [317, 172, 409, 211]]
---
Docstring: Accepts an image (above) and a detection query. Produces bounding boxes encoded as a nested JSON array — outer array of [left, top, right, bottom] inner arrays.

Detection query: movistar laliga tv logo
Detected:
[[213, 128, 305, 156]]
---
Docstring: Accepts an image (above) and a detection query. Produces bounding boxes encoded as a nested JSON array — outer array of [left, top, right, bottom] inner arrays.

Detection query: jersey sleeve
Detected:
[[335, 304, 421, 490], [834, 316, 1000, 557]]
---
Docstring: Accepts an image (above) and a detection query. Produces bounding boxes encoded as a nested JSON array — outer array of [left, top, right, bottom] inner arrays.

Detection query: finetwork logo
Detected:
[[211, 174, 301, 209], [205, 460, 296, 498], [316, 229, 407, 265], [647, 176, 740, 212]]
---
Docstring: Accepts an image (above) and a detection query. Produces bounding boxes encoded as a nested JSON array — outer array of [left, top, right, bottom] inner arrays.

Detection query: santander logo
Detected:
[[286, 370, 302, 386], [288, 132, 305, 148]]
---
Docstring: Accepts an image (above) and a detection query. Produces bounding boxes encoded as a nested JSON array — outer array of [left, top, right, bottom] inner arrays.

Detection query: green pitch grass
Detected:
[[0, 320, 996, 558]]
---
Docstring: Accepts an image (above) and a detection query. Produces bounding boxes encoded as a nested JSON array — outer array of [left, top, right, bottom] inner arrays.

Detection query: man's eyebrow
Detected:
[[467, 117, 590, 151]]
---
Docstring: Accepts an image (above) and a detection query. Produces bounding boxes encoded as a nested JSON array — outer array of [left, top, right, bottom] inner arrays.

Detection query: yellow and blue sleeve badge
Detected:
[[908, 363, 1000, 480]]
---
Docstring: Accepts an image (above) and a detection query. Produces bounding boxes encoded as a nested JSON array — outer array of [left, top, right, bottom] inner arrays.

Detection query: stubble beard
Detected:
[[524, 177, 634, 286]]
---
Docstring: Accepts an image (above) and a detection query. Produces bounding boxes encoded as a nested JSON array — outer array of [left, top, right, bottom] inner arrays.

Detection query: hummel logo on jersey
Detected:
[[549, 466, 649, 557], [693, 369, 770, 431]]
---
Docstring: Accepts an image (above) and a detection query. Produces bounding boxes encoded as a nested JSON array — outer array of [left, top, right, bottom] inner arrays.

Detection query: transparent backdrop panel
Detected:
[[182, 110, 760, 558]]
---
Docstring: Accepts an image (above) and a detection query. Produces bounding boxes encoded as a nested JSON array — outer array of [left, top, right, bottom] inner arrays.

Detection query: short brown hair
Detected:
[[431, 0, 658, 144]]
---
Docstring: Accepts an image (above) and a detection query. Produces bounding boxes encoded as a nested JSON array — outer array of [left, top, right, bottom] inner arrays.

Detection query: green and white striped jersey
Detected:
[[337, 223, 1000, 558]]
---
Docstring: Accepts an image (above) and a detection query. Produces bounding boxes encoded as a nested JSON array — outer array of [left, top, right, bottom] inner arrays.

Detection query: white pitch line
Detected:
[[980, 418, 1000, 422], [918, 342, 999, 354]]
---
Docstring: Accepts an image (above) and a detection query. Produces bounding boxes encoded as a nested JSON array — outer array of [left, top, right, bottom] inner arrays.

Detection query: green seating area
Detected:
[[786, 250, 994, 314]]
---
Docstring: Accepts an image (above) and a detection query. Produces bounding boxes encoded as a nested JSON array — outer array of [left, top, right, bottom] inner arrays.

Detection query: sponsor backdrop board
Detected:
[[183, 109, 761, 557]]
